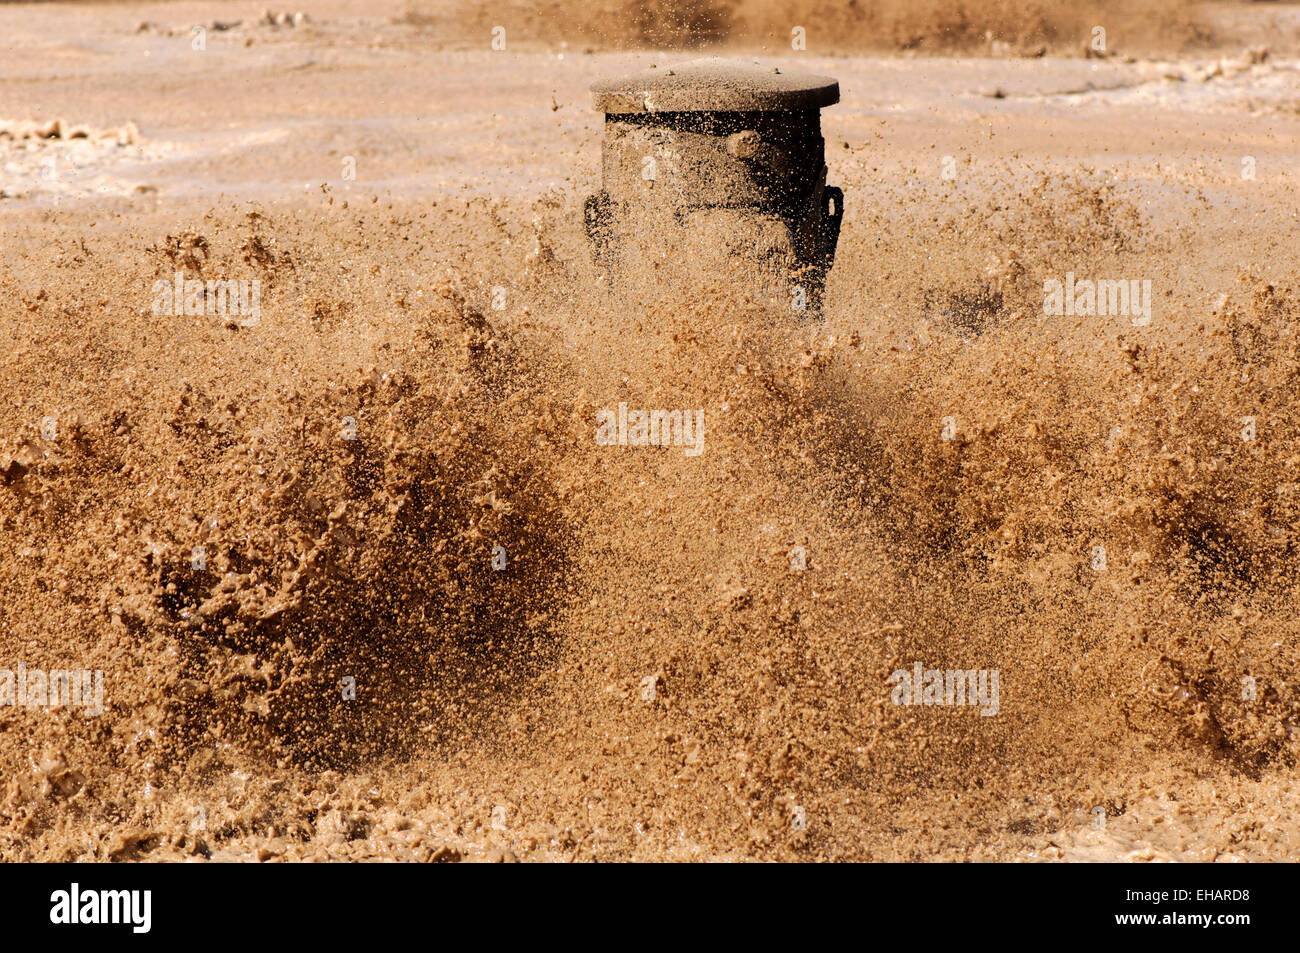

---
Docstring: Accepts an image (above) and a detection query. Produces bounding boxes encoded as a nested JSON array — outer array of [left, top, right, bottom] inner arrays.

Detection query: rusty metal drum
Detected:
[[584, 58, 844, 316]]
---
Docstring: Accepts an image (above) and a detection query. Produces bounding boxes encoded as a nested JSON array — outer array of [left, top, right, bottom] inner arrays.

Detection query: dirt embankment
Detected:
[[436, 0, 1217, 55]]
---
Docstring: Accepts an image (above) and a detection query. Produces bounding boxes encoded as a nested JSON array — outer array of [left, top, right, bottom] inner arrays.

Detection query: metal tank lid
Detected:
[[591, 57, 840, 114]]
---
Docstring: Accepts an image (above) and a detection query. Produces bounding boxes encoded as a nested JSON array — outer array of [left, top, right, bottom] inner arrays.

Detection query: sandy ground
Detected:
[[1, 1, 1299, 861]]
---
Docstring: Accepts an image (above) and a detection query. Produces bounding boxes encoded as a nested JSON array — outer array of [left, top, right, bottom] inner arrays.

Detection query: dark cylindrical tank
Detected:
[[584, 58, 844, 316]]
